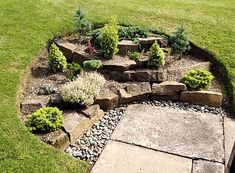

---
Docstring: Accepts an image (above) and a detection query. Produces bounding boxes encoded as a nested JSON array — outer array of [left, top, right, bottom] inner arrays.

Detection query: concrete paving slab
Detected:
[[111, 104, 224, 162], [91, 140, 192, 173], [224, 117, 235, 170], [192, 160, 224, 173]]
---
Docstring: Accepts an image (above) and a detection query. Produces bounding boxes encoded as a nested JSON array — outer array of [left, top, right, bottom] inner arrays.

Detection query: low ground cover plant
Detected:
[[118, 26, 150, 41], [182, 68, 214, 90], [48, 43, 67, 72], [170, 25, 190, 56], [98, 17, 119, 59], [148, 42, 165, 68], [60, 72, 105, 106], [26, 107, 64, 132], [38, 84, 57, 95], [75, 8, 92, 35], [83, 60, 102, 70], [130, 52, 142, 60]]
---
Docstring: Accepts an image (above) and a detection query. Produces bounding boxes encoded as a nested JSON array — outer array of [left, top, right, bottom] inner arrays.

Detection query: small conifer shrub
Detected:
[[99, 17, 119, 59], [26, 107, 64, 132], [48, 43, 67, 72], [148, 43, 165, 68], [170, 25, 190, 55], [75, 8, 92, 35], [182, 68, 214, 90]]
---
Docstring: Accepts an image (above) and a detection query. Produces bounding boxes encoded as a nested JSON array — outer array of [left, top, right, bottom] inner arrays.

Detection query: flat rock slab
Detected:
[[111, 104, 224, 162], [192, 160, 224, 173], [91, 141, 192, 173], [224, 117, 235, 170], [102, 56, 137, 71]]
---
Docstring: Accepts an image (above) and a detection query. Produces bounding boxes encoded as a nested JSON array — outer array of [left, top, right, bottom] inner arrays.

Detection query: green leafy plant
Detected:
[[75, 8, 92, 35], [60, 72, 106, 106], [147, 42, 165, 68], [38, 84, 57, 95], [67, 62, 82, 79], [48, 43, 67, 72], [170, 25, 190, 55], [83, 60, 102, 70], [182, 68, 214, 90], [130, 52, 142, 61], [26, 107, 64, 132], [99, 17, 119, 59]]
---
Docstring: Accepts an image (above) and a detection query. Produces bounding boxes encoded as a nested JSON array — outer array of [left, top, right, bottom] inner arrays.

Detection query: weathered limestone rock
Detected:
[[224, 117, 235, 172], [118, 82, 151, 104], [101, 69, 167, 82], [151, 81, 186, 101], [118, 40, 139, 55], [49, 129, 70, 150], [95, 91, 119, 111], [82, 104, 101, 119], [134, 69, 167, 82], [102, 59, 137, 71], [21, 100, 42, 115], [118, 89, 132, 102], [64, 111, 104, 143], [192, 160, 224, 173], [180, 91, 223, 107], [54, 40, 76, 61], [112, 104, 224, 162], [72, 50, 94, 65], [138, 37, 168, 51], [136, 56, 148, 68], [167, 62, 211, 81], [91, 141, 192, 173]]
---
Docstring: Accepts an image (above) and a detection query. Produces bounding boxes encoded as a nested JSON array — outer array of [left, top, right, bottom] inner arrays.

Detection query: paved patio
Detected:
[[91, 104, 235, 173]]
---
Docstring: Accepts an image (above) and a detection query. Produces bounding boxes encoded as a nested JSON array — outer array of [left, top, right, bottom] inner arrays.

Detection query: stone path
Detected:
[[91, 104, 229, 173]]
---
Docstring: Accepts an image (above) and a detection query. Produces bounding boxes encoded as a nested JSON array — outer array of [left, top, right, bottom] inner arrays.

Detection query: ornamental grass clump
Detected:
[[60, 72, 106, 106], [48, 43, 67, 72], [148, 42, 165, 69], [26, 107, 64, 132], [182, 68, 214, 90], [99, 17, 119, 59]]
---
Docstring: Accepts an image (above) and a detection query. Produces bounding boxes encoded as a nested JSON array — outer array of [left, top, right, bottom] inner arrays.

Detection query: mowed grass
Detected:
[[0, 0, 234, 172]]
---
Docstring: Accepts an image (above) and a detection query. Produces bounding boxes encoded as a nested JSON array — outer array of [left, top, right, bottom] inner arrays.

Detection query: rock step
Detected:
[[102, 58, 137, 71], [47, 105, 104, 150], [151, 81, 187, 101], [118, 40, 139, 55], [101, 61, 211, 83], [180, 91, 223, 107], [100, 69, 166, 82]]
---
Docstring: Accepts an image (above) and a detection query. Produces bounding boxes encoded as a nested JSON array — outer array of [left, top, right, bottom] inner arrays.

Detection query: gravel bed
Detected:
[[65, 100, 226, 164]]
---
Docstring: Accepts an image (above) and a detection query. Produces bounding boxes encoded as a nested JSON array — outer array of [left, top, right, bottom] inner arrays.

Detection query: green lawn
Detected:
[[0, 0, 234, 172]]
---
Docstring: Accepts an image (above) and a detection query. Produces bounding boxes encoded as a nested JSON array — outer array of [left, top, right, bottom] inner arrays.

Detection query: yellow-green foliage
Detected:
[[182, 68, 214, 90], [148, 43, 165, 68], [60, 72, 106, 106], [26, 107, 64, 132], [83, 60, 102, 70], [48, 43, 67, 72], [99, 17, 119, 59]]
